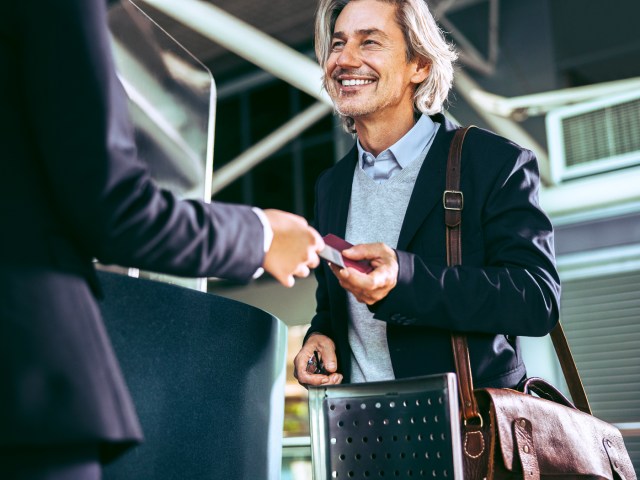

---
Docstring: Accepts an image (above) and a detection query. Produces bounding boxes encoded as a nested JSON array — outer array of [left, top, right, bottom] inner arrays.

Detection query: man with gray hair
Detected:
[[294, 0, 560, 390]]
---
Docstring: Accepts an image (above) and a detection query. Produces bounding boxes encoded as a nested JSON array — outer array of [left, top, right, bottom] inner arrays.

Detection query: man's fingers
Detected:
[[293, 334, 339, 387], [314, 348, 337, 373], [307, 227, 323, 268], [295, 351, 333, 385], [298, 371, 341, 386], [277, 274, 295, 287], [261, 210, 324, 287], [293, 264, 311, 278], [308, 253, 320, 269], [329, 263, 343, 278], [342, 242, 386, 260], [311, 228, 325, 251], [331, 243, 398, 304]]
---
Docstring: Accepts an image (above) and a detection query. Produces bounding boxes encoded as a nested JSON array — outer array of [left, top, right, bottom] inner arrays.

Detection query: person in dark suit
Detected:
[[294, 0, 560, 390], [0, 0, 323, 478]]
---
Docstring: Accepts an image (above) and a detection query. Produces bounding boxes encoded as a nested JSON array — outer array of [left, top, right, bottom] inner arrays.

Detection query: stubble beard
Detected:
[[325, 66, 379, 119], [328, 82, 386, 120]]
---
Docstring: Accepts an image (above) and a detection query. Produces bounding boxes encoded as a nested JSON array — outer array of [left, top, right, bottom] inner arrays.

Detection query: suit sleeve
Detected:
[[18, 0, 264, 281], [371, 138, 561, 337]]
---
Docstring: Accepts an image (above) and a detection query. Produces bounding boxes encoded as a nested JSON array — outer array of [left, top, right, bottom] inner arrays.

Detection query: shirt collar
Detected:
[[357, 114, 437, 169]]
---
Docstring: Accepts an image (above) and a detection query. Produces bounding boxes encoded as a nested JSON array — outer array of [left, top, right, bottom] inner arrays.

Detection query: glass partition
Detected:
[[107, 0, 216, 290]]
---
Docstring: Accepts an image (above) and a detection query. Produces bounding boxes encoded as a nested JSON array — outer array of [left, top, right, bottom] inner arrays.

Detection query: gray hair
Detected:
[[315, 0, 457, 133]]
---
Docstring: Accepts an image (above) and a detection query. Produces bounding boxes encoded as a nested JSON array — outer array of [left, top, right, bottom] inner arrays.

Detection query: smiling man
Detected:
[[323, 1, 426, 140], [294, 0, 561, 392]]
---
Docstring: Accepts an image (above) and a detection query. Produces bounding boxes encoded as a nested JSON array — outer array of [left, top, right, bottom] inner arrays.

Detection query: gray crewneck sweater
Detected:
[[345, 148, 429, 383]]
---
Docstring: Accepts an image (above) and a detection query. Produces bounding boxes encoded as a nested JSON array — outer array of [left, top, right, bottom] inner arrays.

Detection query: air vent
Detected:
[[546, 89, 640, 183]]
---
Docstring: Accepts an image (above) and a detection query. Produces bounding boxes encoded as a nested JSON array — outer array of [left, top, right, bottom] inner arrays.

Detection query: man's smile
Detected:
[[332, 69, 378, 89], [339, 78, 375, 87]]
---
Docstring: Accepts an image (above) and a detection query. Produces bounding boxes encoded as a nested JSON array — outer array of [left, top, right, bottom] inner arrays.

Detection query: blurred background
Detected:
[[107, 0, 640, 476]]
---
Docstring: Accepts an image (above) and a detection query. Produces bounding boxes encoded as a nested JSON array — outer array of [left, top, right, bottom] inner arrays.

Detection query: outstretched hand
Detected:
[[263, 209, 324, 287], [330, 242, 398, 304]]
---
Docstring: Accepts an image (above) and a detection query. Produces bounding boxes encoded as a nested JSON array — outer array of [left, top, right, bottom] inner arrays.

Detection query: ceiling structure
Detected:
[[113, 0, 640, 191], [129, 0, 495, 82], [121, 0, 640, 105], [131, 0, 318, 81]]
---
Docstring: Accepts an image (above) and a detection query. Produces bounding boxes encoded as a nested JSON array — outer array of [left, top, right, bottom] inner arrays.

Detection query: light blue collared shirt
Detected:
[[357, 114, 438, 184]]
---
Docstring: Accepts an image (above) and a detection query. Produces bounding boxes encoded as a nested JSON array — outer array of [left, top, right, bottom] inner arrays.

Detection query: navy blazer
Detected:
[[307, 114, 561, 387], [0, 0, 264, 461]]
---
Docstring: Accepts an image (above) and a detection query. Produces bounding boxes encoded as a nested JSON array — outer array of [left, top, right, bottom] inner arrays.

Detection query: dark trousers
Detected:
[[0, 445, 101, 480]]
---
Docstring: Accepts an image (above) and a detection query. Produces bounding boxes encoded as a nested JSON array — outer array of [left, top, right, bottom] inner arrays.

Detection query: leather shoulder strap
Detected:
[[549, 323, 591, 413], [445, 126, 592, 418], [445, 127, 481, 423], [444, 127, 468, 265]]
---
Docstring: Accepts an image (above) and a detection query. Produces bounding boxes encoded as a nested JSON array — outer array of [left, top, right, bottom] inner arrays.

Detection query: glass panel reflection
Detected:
[[107, 0, 216, 289]]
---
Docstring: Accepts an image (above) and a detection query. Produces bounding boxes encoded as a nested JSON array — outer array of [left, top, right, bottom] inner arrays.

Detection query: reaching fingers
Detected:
[[293, 264, 311, 279], [262, 210, 326, 287], [278, 274, 295, 288], [306, 228, 322, 269]]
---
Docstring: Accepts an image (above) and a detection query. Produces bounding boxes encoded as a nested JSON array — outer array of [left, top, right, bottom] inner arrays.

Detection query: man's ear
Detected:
[[411, 57, 431, 84]]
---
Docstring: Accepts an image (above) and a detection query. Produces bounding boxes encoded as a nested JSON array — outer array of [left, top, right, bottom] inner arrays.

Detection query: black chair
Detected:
[[308, 373, 463, 479], [98, 271, 287, 480]]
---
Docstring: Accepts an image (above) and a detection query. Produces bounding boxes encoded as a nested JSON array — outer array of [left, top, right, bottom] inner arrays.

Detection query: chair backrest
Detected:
[[97, 271, 287, 480], [308, 373, 463, 479]]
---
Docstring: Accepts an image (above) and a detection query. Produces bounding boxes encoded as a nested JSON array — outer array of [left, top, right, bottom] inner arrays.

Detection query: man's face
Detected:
[[324, 0, 427, 125]]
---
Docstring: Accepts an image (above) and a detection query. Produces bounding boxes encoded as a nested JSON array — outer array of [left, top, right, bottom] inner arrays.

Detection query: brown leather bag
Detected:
[[445, 127, 637, 479]]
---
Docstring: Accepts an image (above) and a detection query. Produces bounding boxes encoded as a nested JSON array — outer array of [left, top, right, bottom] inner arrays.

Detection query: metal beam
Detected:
[[141, 0, 332, 106], [435, 0, 500, 76], [210, 102, 332, 194], [430, 0, 491, 14], [468, 76, 640, 120], [454, 70, 552, 185]]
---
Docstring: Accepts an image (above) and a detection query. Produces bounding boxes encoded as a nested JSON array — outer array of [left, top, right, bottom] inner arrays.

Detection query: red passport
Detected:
[[319, 234, 374, 274]]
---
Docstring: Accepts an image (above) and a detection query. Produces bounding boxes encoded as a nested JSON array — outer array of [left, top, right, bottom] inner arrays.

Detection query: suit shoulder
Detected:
[[466, 126, 533, 158], [459, 127, 543, 202], [462, 126, 536, 174]]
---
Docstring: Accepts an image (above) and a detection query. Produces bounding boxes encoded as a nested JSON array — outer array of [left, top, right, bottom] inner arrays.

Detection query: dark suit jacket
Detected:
[[0, 0, 264, 462], [307, 114, 561, 388]]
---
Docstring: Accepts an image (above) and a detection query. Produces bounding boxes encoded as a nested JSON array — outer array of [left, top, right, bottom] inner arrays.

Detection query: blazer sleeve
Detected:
[[371, 135, 561, 337], [17, 0, 264, 282]]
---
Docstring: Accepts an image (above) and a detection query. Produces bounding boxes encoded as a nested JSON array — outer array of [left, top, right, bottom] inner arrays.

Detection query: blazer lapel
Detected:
[[397, 115, 459, 251], [325, 145, 358, 238]]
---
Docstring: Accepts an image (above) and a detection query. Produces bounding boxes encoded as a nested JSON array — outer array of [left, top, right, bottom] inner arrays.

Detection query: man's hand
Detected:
[[263, 209, 324, 287], [293, 333, 343, 387], [330, 242, 398, 304]]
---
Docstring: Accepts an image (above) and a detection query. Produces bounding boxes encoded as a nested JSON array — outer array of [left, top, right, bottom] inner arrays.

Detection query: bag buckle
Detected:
[[443, 190, 464, 211], [463, 413, 484, 428]]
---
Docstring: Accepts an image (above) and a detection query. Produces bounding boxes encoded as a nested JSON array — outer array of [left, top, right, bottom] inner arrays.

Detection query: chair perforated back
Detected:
[[308, 374, 463, 479]]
